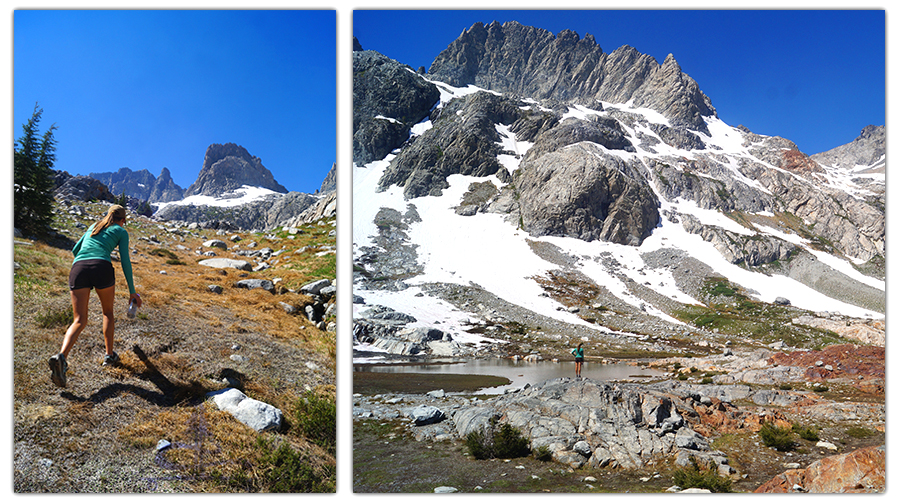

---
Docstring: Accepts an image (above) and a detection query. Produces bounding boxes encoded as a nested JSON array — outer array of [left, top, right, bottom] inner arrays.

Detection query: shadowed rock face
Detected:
[[427, 20, 716, 132], [185, 143, 287, 197], [353, 49, 441, 166]]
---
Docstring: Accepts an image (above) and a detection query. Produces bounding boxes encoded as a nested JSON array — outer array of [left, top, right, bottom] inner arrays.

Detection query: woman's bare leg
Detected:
[[95, 285, 117, 356], [60, 288, 92, 358]]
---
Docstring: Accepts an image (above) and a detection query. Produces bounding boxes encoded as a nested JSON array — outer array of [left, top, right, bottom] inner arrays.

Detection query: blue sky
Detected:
[[14, 9, 336, 195], [353, 9, 885, 156]]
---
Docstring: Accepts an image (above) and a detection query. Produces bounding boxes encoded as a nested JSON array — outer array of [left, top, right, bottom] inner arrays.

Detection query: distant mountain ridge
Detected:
[[89, 167, 185, 203]]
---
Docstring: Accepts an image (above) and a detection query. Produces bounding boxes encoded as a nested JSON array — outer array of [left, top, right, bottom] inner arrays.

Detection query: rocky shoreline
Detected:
[[353, 344, 885, 493]]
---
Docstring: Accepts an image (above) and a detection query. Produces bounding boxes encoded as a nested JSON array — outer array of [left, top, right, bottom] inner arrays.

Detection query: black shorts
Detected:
[[69, 259, 115, 290], [575, 358, 584, 364]]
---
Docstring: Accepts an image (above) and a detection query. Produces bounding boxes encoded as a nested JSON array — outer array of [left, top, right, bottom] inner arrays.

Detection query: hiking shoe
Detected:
[[101, 352, 120, 366], [49, 353, 67, 388]]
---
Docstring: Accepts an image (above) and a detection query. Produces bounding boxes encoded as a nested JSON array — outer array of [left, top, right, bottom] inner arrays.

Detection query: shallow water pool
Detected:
[[354, 356, 664, 395]]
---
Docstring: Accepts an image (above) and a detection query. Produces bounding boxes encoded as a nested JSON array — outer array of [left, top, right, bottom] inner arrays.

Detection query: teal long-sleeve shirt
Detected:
[[72, 223, 136, 294]]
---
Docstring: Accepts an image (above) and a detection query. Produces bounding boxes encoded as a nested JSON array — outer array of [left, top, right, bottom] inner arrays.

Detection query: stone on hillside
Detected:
[[207, 388, 283, 432], [234, 279, 275, 294], [203, 239, 228, 249], [207, 285, 223, 294], [199, 258, 253, 271], [301, 279, 332, 296], [410, 405, 446, 426]]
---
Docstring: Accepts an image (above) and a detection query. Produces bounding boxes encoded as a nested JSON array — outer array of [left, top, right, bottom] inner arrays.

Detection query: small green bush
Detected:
[[793, 423, 819, 441], [293, 391, 336, 454], [759, 423, 797, 452], [35, 305, 73, 328], [254, 437, 335, 492], [672, 458, 732, 493], [465, 421, 530, 460], [533, 445, 553, 462], [845, 426, 875, 439]]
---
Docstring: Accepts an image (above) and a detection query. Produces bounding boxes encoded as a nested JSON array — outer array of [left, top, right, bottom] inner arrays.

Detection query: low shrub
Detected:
[[673, 458, 732, 493], [533, 445, 553, 462], [35, 305, 73, 328], [252, 437, 335, 492], [465, 420, 530, 460], [759, 423, 797, 452], [292, 390, 336, 454], [793, 423, 819, 442]]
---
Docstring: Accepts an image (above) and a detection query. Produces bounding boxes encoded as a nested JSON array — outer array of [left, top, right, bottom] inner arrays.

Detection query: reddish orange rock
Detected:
[[754, 445, 885, 493]]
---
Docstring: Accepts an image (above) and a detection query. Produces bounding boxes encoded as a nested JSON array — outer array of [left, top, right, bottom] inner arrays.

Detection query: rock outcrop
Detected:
[[154, 191, 318, 231], [378, 91, 519, 198], [449, 377, 780, 470], [811, 125, 885, 173], [53, 173, 116, 203], [515, 143, 660, 245]]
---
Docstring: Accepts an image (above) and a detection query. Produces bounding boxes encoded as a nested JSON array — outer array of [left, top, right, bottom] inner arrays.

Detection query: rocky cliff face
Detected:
[[185, 143, 287, 197], [353, 45, 441, 166], [89, 167, 185, 203]]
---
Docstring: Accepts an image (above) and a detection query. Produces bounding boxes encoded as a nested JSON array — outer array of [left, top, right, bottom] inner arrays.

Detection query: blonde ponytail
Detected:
[[91, 205, 127, 237]]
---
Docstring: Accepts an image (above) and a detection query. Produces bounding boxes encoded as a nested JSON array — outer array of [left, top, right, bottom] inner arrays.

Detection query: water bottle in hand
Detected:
[[127, 299, 138, 319]]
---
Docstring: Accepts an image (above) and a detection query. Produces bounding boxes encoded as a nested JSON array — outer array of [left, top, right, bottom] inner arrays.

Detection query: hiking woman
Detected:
[[572, 342, 585, 378], [49, 204, 141, 387]]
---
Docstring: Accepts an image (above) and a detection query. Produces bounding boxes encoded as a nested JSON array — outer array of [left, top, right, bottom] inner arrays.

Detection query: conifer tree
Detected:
[[14, 103, 58, 237]]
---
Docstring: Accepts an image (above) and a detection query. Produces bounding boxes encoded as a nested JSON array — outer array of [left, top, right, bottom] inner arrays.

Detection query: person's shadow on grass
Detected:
[[61, 344, 209, 406]]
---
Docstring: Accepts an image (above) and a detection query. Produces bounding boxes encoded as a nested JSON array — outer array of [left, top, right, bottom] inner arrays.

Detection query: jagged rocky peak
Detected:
[[319, 162, 337, 193], [185, 142, 287, 197], [427, 20, 716, 132]]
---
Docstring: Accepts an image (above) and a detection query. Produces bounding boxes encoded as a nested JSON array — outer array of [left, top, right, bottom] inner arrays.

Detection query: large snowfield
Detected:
[[353, 79, 884, 350]]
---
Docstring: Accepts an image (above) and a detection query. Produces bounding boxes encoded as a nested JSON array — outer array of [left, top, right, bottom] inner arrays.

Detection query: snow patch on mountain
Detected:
[[153, 185, 283, 210]]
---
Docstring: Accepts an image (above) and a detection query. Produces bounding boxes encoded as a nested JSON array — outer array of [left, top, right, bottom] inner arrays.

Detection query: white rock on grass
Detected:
[[207, 388, 283, 432]]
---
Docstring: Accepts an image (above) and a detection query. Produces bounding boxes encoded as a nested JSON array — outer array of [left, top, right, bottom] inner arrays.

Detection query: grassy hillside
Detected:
[[13, 200, 336, 492]]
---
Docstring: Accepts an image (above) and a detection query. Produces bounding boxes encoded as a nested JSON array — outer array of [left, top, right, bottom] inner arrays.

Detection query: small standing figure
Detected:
[[572, 342, 585, 378]]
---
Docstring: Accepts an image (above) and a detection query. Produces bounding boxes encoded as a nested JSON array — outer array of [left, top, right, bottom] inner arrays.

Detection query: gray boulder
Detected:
[[234, 279, 275, 294], [410, 405, 446, 426]]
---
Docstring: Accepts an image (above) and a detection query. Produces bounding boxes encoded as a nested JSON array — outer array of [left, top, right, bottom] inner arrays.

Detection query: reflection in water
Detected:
[[354, 357, 663, 395]]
